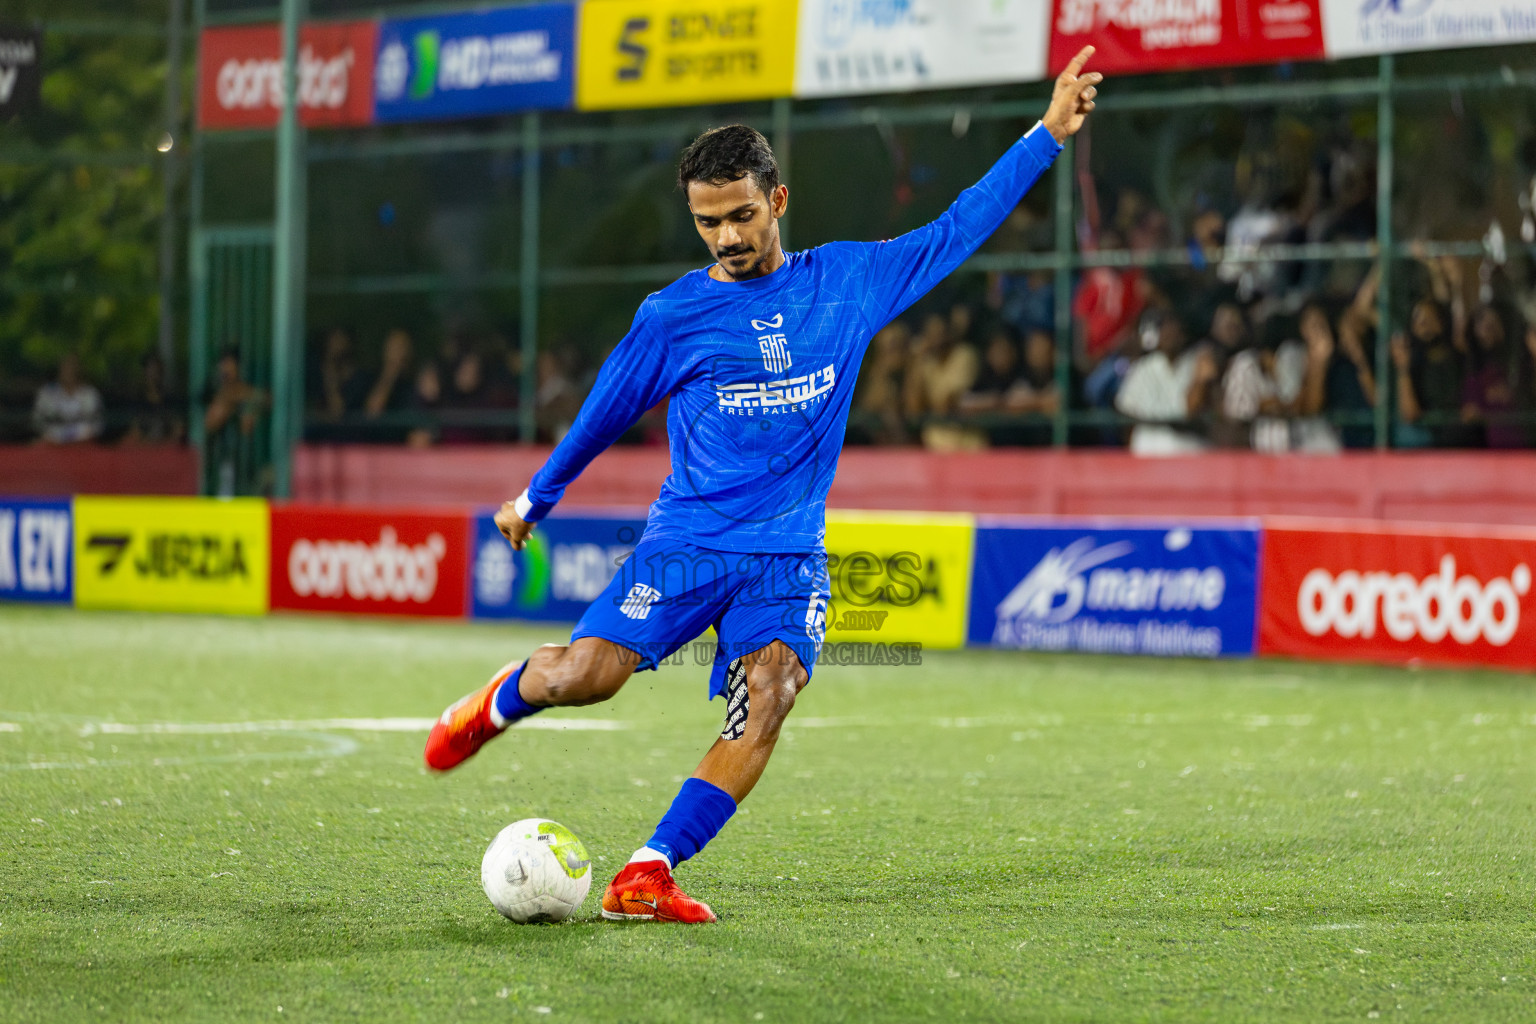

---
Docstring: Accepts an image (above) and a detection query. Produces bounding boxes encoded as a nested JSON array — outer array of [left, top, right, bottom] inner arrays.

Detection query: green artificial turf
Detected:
[[0, 605, 1533, 1023]]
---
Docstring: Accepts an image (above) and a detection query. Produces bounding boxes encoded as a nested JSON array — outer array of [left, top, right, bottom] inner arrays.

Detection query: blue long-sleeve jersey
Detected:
[[518, 122, 1063, 554]]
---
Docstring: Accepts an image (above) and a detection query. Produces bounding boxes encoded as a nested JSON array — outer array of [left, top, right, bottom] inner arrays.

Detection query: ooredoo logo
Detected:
[[288, 527, 446, 604], [215, 45, 357, 112], [1297, 555, 1532, 647]]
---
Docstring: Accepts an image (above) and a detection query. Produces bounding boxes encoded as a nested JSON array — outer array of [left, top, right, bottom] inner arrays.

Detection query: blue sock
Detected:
[[490, 664, 542, 728], [645, 778, 737, 866]]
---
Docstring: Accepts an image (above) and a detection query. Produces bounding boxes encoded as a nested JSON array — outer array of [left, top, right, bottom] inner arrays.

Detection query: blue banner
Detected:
[[470, 511, 646, 623], [373, 3, 574, 123], [0, 497, 73, 605], [968, 521, 1259, 658]]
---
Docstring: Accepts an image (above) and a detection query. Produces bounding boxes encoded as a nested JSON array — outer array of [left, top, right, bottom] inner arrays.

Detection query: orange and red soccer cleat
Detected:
[[423, 660, 521, 772], [600, 860, 717, 923]]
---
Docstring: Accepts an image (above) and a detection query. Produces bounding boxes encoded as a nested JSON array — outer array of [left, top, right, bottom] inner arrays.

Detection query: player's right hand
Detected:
[[494, 501, 536, 551]]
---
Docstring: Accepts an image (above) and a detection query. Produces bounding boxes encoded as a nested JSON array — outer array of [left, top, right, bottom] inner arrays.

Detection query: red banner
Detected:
[[270, 505, 470, 618], [197, 22, 377, 130], [1259, 520, 1536, 671], [1050, 0, 1325, 76]]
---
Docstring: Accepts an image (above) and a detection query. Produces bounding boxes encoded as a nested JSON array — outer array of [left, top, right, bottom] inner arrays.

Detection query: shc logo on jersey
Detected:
[[752, 313, 792, 373], [619, 582, 662, 620]]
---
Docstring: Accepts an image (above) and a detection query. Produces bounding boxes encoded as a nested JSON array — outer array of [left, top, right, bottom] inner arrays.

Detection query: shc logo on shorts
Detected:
[[619, 583, 662, 620]]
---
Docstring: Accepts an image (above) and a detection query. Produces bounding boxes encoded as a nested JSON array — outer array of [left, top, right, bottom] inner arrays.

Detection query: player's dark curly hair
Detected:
[[677, 124, 780, 198]]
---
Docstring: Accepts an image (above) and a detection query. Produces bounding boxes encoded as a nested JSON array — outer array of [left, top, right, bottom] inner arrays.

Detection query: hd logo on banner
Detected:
[[795, 0, 1049, 97], [73, 497, 269, 615], [471, 511, 646, 623], [0, 497, 71, 605], [374, 3, 575, 122], [969, 521, 1259, 657], [577, 0, 798, 109]]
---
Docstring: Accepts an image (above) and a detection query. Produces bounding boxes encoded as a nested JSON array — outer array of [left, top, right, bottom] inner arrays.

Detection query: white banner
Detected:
[[794, 0, 1050, 98], [1324, 0, 1536, 57]]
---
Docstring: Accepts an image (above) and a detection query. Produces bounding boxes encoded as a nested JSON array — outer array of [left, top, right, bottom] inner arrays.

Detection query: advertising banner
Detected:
[[969, 520, 1259, 657], [823, 510, 974, 650], [577, 0, 798, 110], [197, 21, 377, 130], [270, 505, 471, 618], [1259, 520, 1536, 671], [373, 3, 575, 123], [1050, 0, 1325, 75], [0, 25, 41, 118], [471, 510, 646, 623], [74, 497, 269, 615], [0, 497, 72, 605], [1322, 0, 1536, 58], [795, 0, 1050, 98]]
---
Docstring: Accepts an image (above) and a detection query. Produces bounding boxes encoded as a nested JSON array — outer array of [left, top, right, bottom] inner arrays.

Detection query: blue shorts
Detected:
[[570, 537, 830, 698]]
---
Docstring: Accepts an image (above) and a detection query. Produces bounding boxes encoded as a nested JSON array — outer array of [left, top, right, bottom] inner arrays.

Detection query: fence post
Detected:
[[1374, 53, 1395, 451], [519, 112, 541, 444], [1053, 135, 1074, 448], [270, 0, 308, 496]]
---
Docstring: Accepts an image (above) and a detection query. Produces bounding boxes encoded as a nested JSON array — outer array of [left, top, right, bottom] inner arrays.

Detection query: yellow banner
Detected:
[[577, 0, 797, 110], [823, 510, 975, 650], [74, 497, 270, 616]]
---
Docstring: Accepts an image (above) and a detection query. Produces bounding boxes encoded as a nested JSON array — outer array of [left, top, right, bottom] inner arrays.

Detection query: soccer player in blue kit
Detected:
[[426, 47, 1103, 923]]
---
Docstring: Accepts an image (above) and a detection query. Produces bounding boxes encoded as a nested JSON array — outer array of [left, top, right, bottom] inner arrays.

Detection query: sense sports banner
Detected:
[[471, 510, 646, 622], [0, 497, 71, 605], [1322, 0, 1536, 58], [197, 21, 377, 130], [577, 0, 798, 110], [0, 25, 41, 118], [73, 497, 269, 616], [270, 505, 471, 618], [373, 3, 575, 123], [795, 0, 1050, 97], [1259, 520, 1536, 671], [823, 510, 974, 650], [1050, 0, 1325, 75], [969, 520, 1260, 657]]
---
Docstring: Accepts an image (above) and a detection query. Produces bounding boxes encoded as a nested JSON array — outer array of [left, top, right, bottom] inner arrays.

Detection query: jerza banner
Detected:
[[197, 21, 377, 130], [823, 510, 974, 650], [1050, 0, 1325, 74], [1322, 0, 1536, 58], [270, 505, 471, 618], [577, 0, 798, 110], [373, 3, 575, 123], [0, 25, 41, 118], [969, 520, 1259, 657], [0, 497, 71, 605], [73, 497, 269, 615], [794, 0, 1049, 97], [470, 510, 646, 622], [1259, 520, 1536, 671]]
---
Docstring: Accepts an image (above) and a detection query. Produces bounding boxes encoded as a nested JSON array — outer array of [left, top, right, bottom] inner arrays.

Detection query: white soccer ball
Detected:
[[480, 818, 592, 923]]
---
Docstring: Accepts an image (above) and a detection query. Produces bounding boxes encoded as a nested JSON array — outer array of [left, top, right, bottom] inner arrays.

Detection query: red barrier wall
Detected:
[[0, 444, 198, 497], [293, 446, 1536, 527]]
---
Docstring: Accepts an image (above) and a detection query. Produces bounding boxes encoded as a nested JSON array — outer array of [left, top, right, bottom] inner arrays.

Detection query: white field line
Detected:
[[0, 723, 20, 732], [79, 717, 627, 737]]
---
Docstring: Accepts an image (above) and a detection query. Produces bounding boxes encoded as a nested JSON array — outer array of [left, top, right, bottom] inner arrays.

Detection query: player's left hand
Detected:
[[494, 501, 536, 551], [1043, 46, 1101, 144]]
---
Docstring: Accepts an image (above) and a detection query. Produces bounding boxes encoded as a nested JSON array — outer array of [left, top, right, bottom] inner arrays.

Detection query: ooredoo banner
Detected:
[[969, 520, 1260, 657], [795, 0, 1050, 98], [270, 505, 471, 618], [470, 510, 646, 622], [197, 21, 377, 130], [1322, 0, 1536, 58], [1259, 520, 1536, 670], [0, 497, 72, 605], [1050, 0, 1325, 75]]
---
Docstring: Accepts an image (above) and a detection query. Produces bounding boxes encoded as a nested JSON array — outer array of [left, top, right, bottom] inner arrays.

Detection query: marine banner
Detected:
[[373, 3, 575, 123], [270, 505, 471, 618], [968, 520, 1260, 657], [1321, 0, 1536, 58], [73, 497, 269, 616], [823, 510, 974, 650], [0, 497, 72, 605], [196, 20, 377, 130], [795, 0, 1050, 98], [1259, 519, 1536, 671], [576, 0, 798, 110], [470, 510, 646, 622], [1049, 0, 1325, 75]]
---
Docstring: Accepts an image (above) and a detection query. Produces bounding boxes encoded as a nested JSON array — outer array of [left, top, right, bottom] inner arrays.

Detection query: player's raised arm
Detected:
[[857, 47, 1102, 330], [496, 302, 677, 549]]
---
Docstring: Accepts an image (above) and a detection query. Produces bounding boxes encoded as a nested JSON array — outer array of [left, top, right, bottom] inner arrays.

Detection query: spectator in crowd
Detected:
[[1187, 302, 1254, 441], [851, 321, 911, 445], [124, 352, 184, 444], [1392, 297, 1465, 448], [1460, 303, 1530, 448], [204, 347, 269, 496], [316, 328, 368, 422], [904, 309, 979, 449], [1221, 317, 1310, 452], [360, 328, 416, 443], [405, 359, 443, 449], [987, 268, 1054, 337], [1298, 301, 1375, 450], [963, 326, 1062, 447], [536, 349, 582, 444], [1073, 230, 1148, 412], [1114, 311, 1211, 455], [437, 345, 490, 444], [32, 353, 103, 444]]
